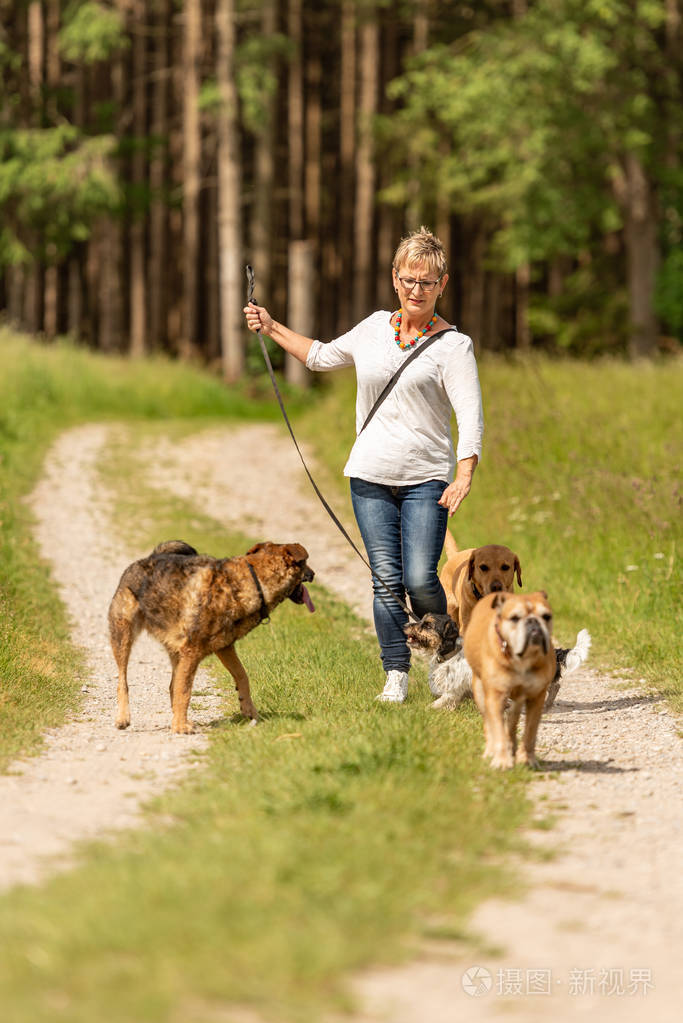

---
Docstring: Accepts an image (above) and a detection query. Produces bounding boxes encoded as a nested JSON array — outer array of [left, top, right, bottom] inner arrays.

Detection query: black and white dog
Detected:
[[405, 613, 591, 710]]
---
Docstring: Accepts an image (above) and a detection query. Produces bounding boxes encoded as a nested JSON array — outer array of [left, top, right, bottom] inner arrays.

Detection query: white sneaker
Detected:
[[375, 670, 409, 703]]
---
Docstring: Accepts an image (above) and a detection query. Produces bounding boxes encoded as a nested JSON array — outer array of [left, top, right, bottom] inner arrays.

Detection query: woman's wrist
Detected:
[[455, 454, 478, 481]]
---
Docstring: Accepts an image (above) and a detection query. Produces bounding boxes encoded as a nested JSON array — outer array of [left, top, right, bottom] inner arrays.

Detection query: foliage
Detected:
[[58, 1, 128, 64], [528, 261, 630, 356], [0, 126, 120, 264], [236, 33, 294, 133], [382, 1, 678, 273]]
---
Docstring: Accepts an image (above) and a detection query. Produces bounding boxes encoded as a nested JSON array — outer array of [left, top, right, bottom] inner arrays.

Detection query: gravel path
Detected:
[[1, 421, 681, 1020], [0, 425, 223, 890]]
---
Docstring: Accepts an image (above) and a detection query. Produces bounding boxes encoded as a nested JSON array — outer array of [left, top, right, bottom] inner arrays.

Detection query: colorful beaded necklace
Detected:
[[394, 309, 437, 350]]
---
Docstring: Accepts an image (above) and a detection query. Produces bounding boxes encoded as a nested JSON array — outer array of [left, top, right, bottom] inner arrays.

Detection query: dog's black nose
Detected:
[[490, 580, 503, 591]]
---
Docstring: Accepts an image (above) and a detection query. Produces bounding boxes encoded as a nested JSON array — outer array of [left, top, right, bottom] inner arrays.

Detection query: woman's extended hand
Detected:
[[438, 479, 471, 516], [438, 456, 478, 516], [243, 303, 273, 336]]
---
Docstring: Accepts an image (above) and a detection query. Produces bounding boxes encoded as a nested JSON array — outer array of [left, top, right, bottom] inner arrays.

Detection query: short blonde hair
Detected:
[[392, 226, 447, 280]]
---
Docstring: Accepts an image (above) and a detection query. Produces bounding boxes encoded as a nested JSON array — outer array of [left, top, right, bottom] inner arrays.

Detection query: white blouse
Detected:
[[306, 311, 484, 487]]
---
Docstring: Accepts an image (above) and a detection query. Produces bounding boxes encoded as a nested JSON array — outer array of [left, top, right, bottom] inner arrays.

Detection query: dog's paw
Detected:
[[490, 750, 515, 770], [172, 719, 197, 735], [516, 750, 541, 769], [430, 693, 459, 710], [115, 716, 130, 730]]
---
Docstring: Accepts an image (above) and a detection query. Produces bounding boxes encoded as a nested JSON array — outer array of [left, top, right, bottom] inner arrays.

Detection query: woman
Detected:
[[243, 227, 483, 703]]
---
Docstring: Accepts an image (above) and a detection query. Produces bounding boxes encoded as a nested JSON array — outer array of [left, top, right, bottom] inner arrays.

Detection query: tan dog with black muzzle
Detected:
[[439, 530, 522, 632], [463, 590, 557, 770]]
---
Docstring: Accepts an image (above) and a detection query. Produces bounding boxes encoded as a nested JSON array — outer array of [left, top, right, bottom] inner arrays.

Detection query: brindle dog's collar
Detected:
[[471, 581, 484, 601], [246, 561, 270, 623]]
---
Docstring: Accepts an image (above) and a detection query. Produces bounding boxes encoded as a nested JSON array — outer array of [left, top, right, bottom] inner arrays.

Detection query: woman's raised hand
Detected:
[[243, 303, 273, 336]]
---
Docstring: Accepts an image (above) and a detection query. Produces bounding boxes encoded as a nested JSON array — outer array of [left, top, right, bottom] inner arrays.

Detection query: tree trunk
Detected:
[[622, 153, 659, 358], [337, 0, 356, 332], [304, 49, 322, 245], [216, 0, 244, 382], [149, 0, 170, 349], [484, 273, 502, 351], [375, 10, 399, 313], [287, 240, 313, 386], [25, 0, 44, 333], [98, 11, 126, 352], [181, 0, 202, 355], [205, 180, 220, 362], [43, 0, 61, 337], [515, 262, 531, 349], [353, 13, 379, 323], [435, 193, 453, 326], [67, 63, 86, 339], [129, 0, 147, 356], [288, 0, 304, 241], [461, 219, 486, 347], [250, 0, 277, 306]]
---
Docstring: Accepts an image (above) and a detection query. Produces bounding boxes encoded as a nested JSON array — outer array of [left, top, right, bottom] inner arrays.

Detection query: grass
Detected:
[[298, 355, 683, 709], [0, 327, 680, 1021]]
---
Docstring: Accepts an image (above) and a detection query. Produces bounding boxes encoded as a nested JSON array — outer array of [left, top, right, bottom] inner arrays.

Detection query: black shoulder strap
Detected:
[[359, 327, 452, 435]]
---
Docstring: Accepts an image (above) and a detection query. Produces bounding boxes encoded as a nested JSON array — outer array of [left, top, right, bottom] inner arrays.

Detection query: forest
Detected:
[[0, 0, 681, 379]]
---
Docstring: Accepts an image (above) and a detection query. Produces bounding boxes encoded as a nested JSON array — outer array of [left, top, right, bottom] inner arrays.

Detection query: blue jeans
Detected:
[[350, 477, 448, 673]]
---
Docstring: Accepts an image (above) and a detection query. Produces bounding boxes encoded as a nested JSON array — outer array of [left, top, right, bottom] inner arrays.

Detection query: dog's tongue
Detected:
[[301, 585, 315, 613]]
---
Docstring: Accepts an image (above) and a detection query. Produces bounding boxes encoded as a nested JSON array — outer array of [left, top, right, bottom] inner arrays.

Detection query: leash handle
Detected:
[[244, 265, 420, 623]]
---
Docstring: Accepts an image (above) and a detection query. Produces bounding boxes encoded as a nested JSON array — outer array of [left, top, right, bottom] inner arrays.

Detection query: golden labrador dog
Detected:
[[109, 540, 315, 734], [463, 590, 557, 770], [439, 530, 522, 632]]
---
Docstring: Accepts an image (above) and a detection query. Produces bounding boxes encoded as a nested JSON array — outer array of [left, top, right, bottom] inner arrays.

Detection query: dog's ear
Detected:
[[514, 557, 523, 587], [285, 543, 309, 563], [445, 618, 460, 641], [467, 553, 477, 579], [246, 542, 267, 555], [491, 592, 508, 609]]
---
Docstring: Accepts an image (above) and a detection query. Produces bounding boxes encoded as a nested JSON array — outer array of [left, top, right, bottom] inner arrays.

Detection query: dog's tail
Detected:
[[151, 540, 198, 557], [545, 629, 592, 709], [443, 529, 459, 560]]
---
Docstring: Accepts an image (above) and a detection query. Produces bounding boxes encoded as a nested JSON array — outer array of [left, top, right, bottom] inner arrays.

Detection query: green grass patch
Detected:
[[298, 355, 683, 709]]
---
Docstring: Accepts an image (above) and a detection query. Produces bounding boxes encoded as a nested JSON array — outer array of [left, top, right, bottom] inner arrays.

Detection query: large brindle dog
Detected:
[[109, 540, 315, 733]]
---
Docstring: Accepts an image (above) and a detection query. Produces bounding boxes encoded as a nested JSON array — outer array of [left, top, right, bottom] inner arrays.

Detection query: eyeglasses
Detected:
[[395, 272, 441, 293]]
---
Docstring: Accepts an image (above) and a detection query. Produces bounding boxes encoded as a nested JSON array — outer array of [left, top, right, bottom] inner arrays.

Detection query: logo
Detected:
[[462, 965, 493, 997]]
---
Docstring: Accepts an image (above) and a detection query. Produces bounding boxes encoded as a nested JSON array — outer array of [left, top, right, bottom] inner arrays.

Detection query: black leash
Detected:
[[245, 264, 420, 623]]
